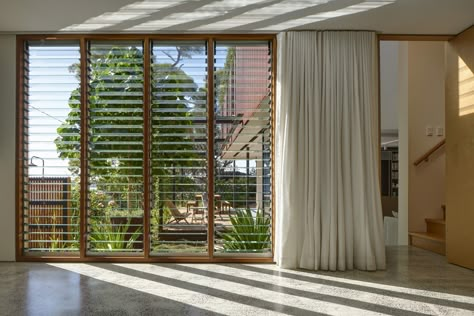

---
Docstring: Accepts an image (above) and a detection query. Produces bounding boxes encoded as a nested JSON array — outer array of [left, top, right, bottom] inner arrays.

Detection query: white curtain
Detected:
[[275, 31, 386, 271]]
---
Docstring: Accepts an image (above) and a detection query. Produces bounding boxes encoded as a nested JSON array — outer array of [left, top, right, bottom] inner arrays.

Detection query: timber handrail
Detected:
[[413, 138, 446, 166]]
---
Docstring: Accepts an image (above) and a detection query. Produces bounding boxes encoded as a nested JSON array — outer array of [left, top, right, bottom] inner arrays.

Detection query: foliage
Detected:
[[32, 181, 81, 252], [33, 212, 79, 252], [89, 214, 142, 251], [214, 160, 257, 208], [69, 182, 142, 252], [214, 47, 235, 110], [215, 177, 256, 208], [160, 45, 205, 68], [150, 207, 171, 227], [55, 44, 206, 210], [220, 209, 270, 252]]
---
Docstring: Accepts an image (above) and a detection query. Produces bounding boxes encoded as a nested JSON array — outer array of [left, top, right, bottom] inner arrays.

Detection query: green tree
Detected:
[[55, 45, 205, 211]]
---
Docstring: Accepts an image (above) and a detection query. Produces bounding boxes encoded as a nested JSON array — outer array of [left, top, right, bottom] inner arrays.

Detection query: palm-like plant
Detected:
[[89, 216, 142, 251], [220, 209, 271, 252]]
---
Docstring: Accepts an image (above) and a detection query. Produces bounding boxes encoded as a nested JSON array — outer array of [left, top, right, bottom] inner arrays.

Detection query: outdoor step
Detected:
[[409, 232, 445, 255]]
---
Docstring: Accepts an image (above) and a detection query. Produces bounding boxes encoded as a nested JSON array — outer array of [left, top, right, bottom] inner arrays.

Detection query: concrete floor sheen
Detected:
[[0, 247, 473, 316]]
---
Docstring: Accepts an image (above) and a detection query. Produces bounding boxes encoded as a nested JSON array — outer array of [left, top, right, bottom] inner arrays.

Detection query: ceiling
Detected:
[[0, 0, 472, 34]]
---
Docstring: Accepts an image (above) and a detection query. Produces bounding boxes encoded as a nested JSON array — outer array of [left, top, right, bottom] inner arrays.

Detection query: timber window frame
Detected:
[[16, 34, 276, 263]]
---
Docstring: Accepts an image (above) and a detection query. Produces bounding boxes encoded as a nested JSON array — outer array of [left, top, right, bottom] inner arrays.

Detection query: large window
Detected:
[[213, 41, 273, 255], [150, 41, 209, 255], [18, 35, 274, 262], [86, 41, 145, 255], [21, 41, 81, 254]]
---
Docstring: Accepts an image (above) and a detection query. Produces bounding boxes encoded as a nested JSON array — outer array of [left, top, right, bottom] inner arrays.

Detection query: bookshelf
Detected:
[[381, 148, 398, 197]]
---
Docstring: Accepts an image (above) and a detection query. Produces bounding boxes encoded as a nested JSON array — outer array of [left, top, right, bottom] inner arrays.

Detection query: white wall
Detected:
[[0, 35, 16, 261], [398, 42, 409, 245], [380, 41, 400, 133], [380, 41, 409, 245]]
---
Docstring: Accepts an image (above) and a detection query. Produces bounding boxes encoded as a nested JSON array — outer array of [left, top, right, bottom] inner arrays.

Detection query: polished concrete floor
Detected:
[[0, 247, 473, 316]]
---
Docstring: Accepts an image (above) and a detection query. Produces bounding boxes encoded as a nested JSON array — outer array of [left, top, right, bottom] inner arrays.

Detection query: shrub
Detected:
[[220, 209, 270, 252], [89, 214, 142, 251]]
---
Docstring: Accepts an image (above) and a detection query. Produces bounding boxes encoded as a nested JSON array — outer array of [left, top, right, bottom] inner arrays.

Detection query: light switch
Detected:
[[426, 126, 433, 136], [436, 126, 444, 136]]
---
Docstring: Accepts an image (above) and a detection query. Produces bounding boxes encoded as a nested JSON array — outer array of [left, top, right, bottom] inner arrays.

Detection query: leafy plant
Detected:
[[89, 215, 142, 251], [31, 211, 79, 252], [56, 45, 206, 212], [220, 209, 270, 252]]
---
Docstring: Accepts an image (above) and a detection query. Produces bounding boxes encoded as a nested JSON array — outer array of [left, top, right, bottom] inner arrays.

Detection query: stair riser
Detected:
[[411, 237, 445, 255], [426, 222, 446, 237]]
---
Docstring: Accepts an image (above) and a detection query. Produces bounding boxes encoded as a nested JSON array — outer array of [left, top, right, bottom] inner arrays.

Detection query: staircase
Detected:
[[409, 205, 446, 255]]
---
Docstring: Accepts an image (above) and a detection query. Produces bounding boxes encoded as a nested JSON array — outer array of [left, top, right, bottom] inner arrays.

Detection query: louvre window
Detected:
[[86, 41, 145, 254], [18, 36, 274, 261], [213, 41, 273, 255], [22, 41, 81, 254], [150, 41, 208, 255]]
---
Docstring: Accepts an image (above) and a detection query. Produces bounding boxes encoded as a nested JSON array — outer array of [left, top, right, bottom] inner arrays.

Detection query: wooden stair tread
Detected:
[[409, 232, 445, 243], [425, 218, 445, 224]]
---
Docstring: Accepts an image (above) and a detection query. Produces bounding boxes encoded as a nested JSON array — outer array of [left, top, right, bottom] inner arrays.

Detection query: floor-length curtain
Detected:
[[275, 31, 386, 271]]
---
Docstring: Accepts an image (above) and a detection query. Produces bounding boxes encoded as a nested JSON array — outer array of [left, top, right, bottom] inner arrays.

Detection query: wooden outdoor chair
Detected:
[[186, 200, 198, 213], [221, 200, 231, 214], [163, 200, 190, 224]]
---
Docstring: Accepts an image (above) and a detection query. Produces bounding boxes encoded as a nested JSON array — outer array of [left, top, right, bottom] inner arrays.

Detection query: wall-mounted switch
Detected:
[[426, 126, 434, 136], [436, 126, 444, 136]]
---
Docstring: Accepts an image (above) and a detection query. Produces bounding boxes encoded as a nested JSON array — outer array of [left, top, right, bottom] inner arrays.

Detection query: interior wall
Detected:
[[380, 41, 400, 133], [380, 41, 408, 245], [0, 35, 16, 261], [445, 26, 474, 270], [397, 41, 409, 245], [407, 42, 446, 233], [380, 40, 446, 243]]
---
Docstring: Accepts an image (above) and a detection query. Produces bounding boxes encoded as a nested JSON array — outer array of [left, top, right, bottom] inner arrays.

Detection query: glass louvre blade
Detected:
[[150, 41, 209, 256], [23, 41, 81, 255], [86, 41, 144, 255], [213, 41, 273, 256]]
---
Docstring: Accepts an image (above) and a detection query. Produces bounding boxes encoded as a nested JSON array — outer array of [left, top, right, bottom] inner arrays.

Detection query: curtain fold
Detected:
[[275, 31, 386, 271]]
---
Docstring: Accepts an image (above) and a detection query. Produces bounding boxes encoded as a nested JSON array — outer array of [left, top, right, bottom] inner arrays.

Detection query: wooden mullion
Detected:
[[15, 255, 273, 263], [79, 37, 88, 259], [377, 38, 382, 189], [143, 37, 151, 258], [270, 37, 277, 261], [16, 38, 26, 260], [207, 38, 215, 259], [15, 34, 277, 41]]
